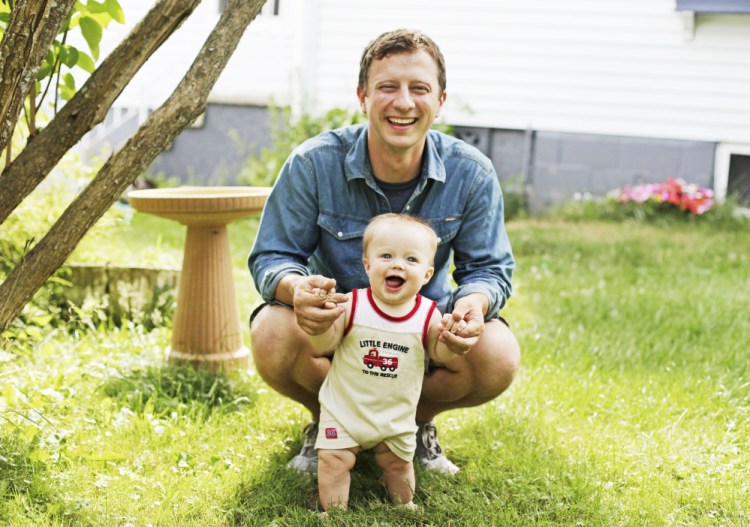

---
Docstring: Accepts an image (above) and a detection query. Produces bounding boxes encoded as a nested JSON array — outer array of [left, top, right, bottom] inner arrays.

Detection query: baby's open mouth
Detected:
[[385, 276, 405, 289]]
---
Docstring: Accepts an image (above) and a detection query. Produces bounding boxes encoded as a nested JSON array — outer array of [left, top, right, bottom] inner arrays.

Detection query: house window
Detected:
[[675, 0, 750, 13], [219, 0, 280, 15], [727, 155, 750, 207], [714, 144, 750, 207]]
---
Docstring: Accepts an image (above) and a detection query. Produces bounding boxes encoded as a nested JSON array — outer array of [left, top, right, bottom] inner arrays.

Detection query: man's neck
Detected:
[[368, 140, 425, 184]]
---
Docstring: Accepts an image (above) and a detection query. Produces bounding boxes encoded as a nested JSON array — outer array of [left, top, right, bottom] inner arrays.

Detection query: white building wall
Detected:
[[86, 0, 750, 145], [89, 0, 299, 109], [309, 0, 750, 144]]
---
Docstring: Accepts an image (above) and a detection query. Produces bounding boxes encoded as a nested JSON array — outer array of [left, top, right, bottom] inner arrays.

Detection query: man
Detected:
[[248, 28, 520, 475]]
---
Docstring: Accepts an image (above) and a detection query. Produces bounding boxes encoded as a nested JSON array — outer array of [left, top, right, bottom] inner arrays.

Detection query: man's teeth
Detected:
[[389, 118, 416, 125]]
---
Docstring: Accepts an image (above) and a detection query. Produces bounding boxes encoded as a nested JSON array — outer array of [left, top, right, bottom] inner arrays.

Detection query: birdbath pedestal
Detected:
[[128, 186, 271, 372]]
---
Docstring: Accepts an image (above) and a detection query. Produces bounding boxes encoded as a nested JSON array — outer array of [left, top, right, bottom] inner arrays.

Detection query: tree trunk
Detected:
[[0, 0, 77, 155], [0, 0, 267, 333], [0, 0, 201, 226]]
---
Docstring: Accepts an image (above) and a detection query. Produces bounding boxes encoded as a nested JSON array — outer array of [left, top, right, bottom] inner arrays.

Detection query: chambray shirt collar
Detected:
[[344, 125, 447, 185]]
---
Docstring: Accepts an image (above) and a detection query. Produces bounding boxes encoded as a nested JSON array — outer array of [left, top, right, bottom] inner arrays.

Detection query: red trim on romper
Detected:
[[366, 287, 422, 322], [343, 288, 357, 336], [422, 300, 437, 348]]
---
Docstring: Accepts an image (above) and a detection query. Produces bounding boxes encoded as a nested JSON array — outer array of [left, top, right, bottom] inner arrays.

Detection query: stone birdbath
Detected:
[[128, 186, 271, 372]]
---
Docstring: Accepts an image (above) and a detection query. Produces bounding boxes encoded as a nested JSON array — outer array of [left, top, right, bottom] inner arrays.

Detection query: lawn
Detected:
[[1, 211, 748, 526]]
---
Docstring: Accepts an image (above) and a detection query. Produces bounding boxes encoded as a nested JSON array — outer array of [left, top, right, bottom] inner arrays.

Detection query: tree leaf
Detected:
[[63, 72, 76, 90], [62, 45, 79, 68], [76, 51, 96, 73], [105, 0, 125, 24], [79, 16, 102, 60]]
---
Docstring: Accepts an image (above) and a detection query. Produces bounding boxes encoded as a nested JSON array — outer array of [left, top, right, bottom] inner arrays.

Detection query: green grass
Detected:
[[1, 213, 749, 526]]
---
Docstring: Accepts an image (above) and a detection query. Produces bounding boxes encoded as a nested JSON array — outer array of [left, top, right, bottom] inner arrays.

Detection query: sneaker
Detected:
[[415, 421, 459, 474], [286, 421, 319, 474]]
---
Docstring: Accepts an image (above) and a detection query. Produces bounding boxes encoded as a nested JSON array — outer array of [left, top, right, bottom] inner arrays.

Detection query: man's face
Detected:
[[357, 50, 446, 158]]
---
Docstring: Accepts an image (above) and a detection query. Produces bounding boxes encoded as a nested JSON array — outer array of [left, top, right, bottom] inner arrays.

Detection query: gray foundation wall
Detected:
[[149, 103, 273, 186], [454, 126, 716, 213]]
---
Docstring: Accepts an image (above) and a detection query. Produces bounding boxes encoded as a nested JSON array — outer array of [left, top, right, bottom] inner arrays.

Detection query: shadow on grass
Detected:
[[223, 416, 614, 526], [226, 440, 399, 526], [98, 364, 261, 420]]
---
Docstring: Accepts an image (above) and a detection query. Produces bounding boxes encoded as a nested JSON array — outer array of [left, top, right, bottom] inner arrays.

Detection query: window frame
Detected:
[[675, 0, 750, 13]]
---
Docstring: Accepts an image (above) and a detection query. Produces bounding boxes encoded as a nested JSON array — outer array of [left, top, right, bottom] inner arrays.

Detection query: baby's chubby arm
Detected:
[[304, 287, 350, 355]]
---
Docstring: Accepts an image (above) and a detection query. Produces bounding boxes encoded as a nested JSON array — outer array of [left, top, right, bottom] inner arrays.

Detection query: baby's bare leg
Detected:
[[318, 448, 357, 511], [373, 442, 417, 509]]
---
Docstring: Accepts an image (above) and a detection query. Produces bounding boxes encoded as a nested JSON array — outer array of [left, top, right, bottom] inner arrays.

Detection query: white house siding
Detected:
[[309, 0, 750, 145], [89, 0, 298, 109]]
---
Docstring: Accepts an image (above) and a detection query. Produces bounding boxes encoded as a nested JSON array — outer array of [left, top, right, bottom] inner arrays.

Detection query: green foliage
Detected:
[[237, 105, 367, 188], [500, 174, 528, 221], [0, 155, 177, 351], [99, 365, 258, 421], [0, 0, 124, 129]]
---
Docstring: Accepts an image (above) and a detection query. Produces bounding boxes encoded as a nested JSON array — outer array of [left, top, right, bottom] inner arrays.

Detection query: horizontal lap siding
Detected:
[[312, 0, 750, 143]]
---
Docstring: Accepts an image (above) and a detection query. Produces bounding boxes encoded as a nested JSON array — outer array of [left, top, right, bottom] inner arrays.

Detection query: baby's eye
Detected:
[[407, 256, 418, 263], [381, 253, 392, 259]]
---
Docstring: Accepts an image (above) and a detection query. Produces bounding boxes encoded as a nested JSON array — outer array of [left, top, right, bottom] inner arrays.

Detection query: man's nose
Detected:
[[393, 86, 415, 110]]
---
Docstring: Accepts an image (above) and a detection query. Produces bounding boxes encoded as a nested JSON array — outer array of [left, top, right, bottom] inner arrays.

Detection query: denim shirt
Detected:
[[247, 124, 515, 319]]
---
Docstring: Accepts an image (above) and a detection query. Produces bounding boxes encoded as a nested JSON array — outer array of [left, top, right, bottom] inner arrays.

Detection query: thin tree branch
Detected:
[[0, 0, 202, 226], [0, 0, 267, 333], [0, 0, 77, 154]]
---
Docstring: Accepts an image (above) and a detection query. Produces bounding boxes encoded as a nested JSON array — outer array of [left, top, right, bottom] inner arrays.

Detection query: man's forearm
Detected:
[[454, 292, 489, 317], [275, 273, 305, 306]]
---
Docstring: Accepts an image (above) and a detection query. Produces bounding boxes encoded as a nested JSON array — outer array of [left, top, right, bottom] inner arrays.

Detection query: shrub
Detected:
[[547, 180, 750, 230], [237, 105, 367, 188], [0, 157, 175, 351]]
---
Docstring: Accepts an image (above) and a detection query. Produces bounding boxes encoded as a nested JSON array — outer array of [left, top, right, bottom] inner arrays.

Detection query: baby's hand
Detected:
[[311, 287, 340, 310], [439, 313, 467, 335]]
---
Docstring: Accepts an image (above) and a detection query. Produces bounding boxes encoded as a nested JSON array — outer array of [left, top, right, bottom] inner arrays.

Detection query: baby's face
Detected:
[[363, 222, 435, 307]]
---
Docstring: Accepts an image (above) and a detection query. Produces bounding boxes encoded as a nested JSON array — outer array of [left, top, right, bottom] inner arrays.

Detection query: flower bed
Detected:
[[609, 178, 714, 215]]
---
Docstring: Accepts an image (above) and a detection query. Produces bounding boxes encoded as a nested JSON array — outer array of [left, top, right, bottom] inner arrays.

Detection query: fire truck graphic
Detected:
[[363, 348, 398, 372]]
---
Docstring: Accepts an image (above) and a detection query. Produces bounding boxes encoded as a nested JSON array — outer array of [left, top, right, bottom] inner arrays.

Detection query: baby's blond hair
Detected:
[[362, 213, 439, 263]]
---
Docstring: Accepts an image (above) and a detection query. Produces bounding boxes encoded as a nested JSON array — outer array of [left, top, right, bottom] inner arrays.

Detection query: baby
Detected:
[[303, 213, 471, 511]]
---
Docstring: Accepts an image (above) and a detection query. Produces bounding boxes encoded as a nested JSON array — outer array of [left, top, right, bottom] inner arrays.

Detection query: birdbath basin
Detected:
[[128, 186, 271, 372]]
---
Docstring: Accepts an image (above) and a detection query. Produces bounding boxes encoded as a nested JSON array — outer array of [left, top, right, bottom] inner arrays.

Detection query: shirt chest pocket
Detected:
[[316, 214, 370, 284], [318, 214, 368, 242], [429, 216, 462, 247]]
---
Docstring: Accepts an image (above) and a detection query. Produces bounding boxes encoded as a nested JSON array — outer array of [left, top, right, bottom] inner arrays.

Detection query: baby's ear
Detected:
[[362, 257, 370, 272], [423, 266, 434, 284]]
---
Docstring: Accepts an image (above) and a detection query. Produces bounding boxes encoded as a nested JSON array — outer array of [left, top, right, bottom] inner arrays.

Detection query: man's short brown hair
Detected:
[[358, 28, 446, 95]]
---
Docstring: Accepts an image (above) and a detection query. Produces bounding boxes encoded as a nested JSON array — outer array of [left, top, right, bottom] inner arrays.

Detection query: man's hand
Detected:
[[437, 294, 487, 355], [291, 275, 348, 336]]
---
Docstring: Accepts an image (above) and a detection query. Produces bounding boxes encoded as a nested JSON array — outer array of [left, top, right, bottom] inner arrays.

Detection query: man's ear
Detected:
[[356, 86, 367, 114]]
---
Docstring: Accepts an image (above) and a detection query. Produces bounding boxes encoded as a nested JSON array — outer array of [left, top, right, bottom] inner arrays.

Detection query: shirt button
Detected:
[[337, 232, 343, 238], [405, 205, 410, 211]]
